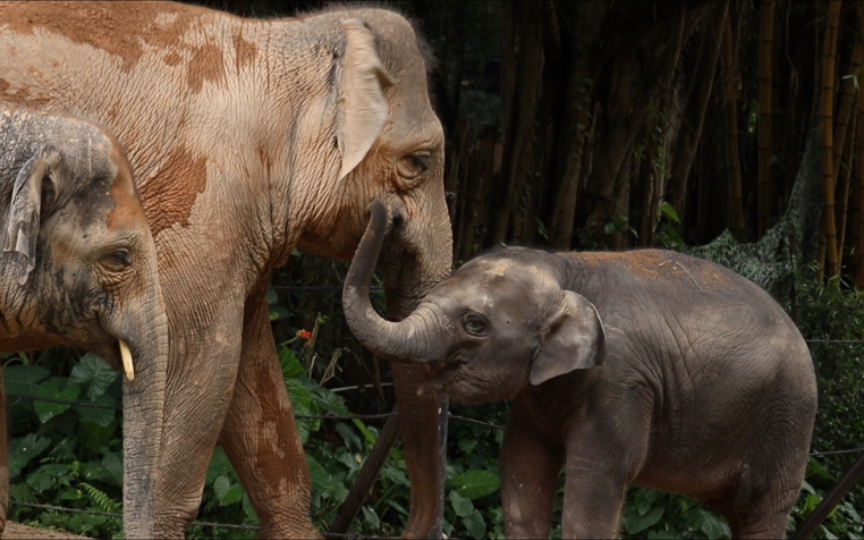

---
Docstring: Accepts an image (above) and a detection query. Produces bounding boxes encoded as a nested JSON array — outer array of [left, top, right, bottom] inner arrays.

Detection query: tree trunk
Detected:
[[758, 0, 775, 236], [722, 12, 745, 239], [670, 2, 728, 233], [493, 0, 544, 245]]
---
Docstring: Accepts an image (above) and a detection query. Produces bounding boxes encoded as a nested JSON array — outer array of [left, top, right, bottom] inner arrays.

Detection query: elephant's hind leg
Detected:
[[218, 282, 321, 539]]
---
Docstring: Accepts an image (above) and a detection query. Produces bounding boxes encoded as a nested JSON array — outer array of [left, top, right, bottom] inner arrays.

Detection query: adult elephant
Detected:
[[0, 3, 451, 538], [0, 104, 168, 539]]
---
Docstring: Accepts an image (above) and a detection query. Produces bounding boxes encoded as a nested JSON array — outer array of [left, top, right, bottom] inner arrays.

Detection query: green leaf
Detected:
[[633, 488, 660, 515], [449, 469, 500, 500], [4, 363, 50, 390], [8, 433, 51, 478], [25, 468, 56, 493], [360, 506, 380, 529], [623, 505, 664, 534], [351, 418, 377, 446], [70, 353, 119, 400], [458, 438, 478, 455], [462, 508, 487, 539], [659, 201, 680, 223], [278, 346, 305, 379], [449, 490, 475, 518], [213, 474, 230, 501], [75, 395, 116, 427], [686, 507, 730, 538], [33, 379, 81, 423]]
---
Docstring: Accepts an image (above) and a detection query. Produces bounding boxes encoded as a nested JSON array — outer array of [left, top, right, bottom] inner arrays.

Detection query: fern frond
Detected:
[[80, 482, 121, 514]]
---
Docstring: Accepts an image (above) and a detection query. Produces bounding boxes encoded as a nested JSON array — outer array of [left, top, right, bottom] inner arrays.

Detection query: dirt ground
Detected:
[[2, 522, 91, 539]]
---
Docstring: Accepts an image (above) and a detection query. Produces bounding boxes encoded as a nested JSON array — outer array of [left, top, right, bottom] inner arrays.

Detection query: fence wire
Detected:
[[4, 336, 864, 535]]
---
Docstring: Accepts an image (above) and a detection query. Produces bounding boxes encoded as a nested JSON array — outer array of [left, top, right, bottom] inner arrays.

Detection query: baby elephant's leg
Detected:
[[500, 411, 564, 539], [561, 410, 652, 539]]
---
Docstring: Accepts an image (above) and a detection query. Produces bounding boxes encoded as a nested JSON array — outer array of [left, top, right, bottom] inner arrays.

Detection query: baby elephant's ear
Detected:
[[4, 144, 62, 285], [530, 290, 606, 386]]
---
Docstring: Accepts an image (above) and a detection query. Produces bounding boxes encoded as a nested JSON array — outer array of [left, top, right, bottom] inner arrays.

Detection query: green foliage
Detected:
[[7, 261, 864, 540]]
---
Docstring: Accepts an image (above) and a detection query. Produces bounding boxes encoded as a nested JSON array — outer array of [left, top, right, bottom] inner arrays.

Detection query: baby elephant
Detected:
[[0, 104, 168, 538], [345, 200, 817, 539]]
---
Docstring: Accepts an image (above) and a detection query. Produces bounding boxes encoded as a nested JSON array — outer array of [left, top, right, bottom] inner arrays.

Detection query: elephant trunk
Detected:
[[343, 200, 451, 364], [110, 291, 168, 539]]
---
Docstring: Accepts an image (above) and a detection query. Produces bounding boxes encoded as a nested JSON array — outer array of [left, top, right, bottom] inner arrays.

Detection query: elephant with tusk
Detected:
[[345, 199, 818, 539], [0, 3, 453, 537], [0, 103, 168, 539]]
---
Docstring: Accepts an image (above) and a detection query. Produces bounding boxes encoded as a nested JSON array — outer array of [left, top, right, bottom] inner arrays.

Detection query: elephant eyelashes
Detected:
[[462, 312, 490, 337], [99, 249, 133, 272], [396, 152, 430, 180]]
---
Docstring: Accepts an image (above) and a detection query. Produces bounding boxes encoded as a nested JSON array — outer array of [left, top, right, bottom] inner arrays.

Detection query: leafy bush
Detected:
[[4, 261, 864, 539]]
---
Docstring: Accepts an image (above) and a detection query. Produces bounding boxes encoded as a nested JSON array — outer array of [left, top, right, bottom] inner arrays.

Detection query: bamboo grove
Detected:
[[409, 0, 864, 289]]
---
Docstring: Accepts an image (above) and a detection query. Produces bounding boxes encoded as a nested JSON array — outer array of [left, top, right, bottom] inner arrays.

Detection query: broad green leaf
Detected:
[[8, 434, 51, 478], [462, 508, 487, 539], [623, 505, 664, 534], [206, 446, 234, 484], [34, 379, 80, 423], [278, 346, 305, 379], [686, 507, 730, 538], [25, 468, 55, 493], [633, 488, 660, 515], [449, 469, 500, 500], [101, 451, 123, 487], [449, 490, 474, 518], [60, 487, 83, 500], [4, 364, 50, 398], [306, 454, 335, 494], [75, 395, 116, 427], [70, 353, 118, 400], [336, 422, 362, 450]]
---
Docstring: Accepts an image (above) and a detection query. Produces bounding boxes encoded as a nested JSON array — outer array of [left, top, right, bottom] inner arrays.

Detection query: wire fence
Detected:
[[3, 336, 864, 537]]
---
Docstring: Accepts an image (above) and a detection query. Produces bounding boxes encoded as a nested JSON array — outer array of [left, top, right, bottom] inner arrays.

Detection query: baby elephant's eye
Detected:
[[100, 249, 132, 272], [462, 312, 490, 337]]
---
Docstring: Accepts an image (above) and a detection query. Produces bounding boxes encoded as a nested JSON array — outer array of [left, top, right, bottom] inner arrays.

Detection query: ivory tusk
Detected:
[[119, 339, 135, 381]]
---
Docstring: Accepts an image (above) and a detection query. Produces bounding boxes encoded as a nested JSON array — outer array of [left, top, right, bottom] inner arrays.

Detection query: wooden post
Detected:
[[793, 450, 864, 539], [329, 410, 400, 535]]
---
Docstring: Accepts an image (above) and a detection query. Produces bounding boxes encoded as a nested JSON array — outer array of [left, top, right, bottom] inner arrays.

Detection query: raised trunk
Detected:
[[343, 201, 450, 364]]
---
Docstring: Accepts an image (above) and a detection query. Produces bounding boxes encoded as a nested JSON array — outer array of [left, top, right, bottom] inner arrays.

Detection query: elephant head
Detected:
[[344, 200, 607, 404], [0, 105, 167, 538]]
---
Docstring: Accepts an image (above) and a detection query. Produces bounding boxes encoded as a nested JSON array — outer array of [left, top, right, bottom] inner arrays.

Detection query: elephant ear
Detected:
[[4, 144, 62, 285], [530, 290, 606, 386], [336, 18, 394, 181]]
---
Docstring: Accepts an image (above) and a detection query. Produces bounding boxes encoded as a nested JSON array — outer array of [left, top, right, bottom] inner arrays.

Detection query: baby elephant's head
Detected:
[[344, 200, 606, 404]]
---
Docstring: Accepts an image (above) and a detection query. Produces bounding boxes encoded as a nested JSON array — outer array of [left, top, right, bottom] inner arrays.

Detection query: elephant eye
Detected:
[[396, 152, 430, 180], [462, 312, 490, 337], [100, 249, 132, 272]]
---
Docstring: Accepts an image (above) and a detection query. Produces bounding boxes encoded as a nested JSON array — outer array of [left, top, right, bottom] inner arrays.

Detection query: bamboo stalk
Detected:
[[722, 13, 745, 238], [757, 0, 775, 237], [856, 66, 864, 289], [838, 110, 856, 261], [821, 0, 842, 279], [833, 3, 864, 181]]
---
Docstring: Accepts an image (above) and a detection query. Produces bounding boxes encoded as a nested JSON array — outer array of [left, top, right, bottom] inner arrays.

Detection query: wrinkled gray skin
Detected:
[[346, 201, 818, 539], [0, 104, 168, 539]]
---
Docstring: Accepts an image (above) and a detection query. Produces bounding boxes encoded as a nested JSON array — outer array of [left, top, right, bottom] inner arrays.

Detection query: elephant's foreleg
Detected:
[[500, 410, 564, 540], [390, 363, 444, 539], [218, 287, 320, 539], [154, 310, 245, 539]]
